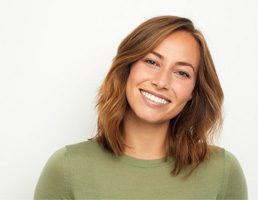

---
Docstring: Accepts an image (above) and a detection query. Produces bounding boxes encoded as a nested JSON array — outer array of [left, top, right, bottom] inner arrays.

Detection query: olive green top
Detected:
[[34, 139, 248, 199]]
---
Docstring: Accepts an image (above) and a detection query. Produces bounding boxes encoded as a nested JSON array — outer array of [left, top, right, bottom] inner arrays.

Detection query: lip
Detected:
[[139, 89, 171, 102], [140, 90, 169, 108]]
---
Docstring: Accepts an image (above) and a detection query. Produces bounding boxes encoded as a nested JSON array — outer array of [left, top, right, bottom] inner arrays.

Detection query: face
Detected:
[[125, 31, 200, 125]]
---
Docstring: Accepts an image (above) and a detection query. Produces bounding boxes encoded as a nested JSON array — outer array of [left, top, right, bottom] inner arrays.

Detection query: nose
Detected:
[[151, 69, 170, 90]]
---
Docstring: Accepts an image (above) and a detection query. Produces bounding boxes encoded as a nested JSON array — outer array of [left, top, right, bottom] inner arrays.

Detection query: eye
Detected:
[[144, 58, 159, 67], [176, 71, 191, 78]]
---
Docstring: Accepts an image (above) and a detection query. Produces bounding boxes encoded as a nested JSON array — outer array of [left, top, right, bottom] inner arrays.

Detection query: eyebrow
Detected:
[[149, 51, 195, 72]]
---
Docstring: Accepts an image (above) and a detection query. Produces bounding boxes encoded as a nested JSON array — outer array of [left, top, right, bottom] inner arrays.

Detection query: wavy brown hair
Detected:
[[89, 15, 224, 178]]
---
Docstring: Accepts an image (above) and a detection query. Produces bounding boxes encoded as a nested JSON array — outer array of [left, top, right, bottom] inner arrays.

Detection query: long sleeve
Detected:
[[34, 146, 73, 199], [220, 150, 248, 199]]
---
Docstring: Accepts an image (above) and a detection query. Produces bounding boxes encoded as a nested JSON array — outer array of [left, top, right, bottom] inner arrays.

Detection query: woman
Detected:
[[34, 15, 248, 199]]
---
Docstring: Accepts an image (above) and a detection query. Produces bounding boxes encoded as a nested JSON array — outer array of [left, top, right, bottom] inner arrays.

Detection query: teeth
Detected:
[[141, 90, 169, 105]]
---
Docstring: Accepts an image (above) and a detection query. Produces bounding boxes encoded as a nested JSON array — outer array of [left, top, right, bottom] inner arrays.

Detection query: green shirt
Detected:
[[34, 139, 248, 199]]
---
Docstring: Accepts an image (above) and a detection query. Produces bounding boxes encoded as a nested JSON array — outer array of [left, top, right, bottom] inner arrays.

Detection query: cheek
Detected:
[[172, 82, 195, 100], [126, 66, 143, 97], [128, 63, 150, 84]]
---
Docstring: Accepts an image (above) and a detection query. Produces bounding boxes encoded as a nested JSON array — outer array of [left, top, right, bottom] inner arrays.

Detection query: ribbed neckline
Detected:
[[89, 138, 174, 168], [118, 153, 172, 168]]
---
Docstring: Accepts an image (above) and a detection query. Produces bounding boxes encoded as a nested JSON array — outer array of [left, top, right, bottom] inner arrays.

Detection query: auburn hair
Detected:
[[89, 15, 224, 178]]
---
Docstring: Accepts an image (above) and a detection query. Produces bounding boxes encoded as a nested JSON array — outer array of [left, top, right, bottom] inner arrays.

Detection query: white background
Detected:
[[0, 0, 257, 199]]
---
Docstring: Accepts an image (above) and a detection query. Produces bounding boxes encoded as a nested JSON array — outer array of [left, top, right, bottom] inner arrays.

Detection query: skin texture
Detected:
[[123, 31, 200, 159]]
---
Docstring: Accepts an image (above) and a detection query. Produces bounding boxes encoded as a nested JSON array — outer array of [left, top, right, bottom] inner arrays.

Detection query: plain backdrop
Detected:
[[0, 0, 257, 199]]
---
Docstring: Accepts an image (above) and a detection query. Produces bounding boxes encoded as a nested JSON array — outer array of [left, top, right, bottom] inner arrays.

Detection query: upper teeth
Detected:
[[141, 90, 169, 105]]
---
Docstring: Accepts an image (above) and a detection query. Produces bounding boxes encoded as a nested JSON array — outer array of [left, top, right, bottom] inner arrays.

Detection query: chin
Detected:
[[135, 111, 169, 125]]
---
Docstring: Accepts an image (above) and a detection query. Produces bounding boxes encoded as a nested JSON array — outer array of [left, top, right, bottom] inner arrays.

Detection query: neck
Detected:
[[122, 110, 169, 160]]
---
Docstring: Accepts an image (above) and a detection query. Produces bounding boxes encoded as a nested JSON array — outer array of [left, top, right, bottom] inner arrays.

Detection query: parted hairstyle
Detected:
[[90, 15, 224, 178]]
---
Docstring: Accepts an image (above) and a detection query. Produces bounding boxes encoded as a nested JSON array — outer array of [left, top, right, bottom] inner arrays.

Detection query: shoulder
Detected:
[[205, 145, 245, 176], [60, 138, 116, 165], [48, 139, 95, 157], [196, 145, 246, 183], [43, 139, 102, 167], [207, 145, 244, 169], [34, 140, 100, 198], [38, 139, 104, 174], [207, 145, 248, 199], [65, 138, 100, 155]]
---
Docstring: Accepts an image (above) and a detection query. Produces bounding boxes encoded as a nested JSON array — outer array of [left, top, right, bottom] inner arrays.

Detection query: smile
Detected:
[[140, 89, 170, 105]]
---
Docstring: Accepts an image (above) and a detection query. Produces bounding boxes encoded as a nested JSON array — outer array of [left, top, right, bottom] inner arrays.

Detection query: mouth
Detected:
[[139, 89, 171, 105]]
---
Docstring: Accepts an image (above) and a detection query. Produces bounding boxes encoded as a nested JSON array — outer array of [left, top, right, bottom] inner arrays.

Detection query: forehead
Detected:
[[152, 31, 200, 69]]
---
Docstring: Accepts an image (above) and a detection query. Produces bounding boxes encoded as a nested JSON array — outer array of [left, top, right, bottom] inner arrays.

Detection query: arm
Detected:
[[33, 146, 73, 199]]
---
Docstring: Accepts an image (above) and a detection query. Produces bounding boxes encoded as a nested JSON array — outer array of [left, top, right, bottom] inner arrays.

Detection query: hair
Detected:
[[89, 15, 224, 178]]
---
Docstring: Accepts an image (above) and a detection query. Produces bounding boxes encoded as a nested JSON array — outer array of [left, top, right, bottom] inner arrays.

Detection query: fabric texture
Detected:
[[34, 139, 248, 199]]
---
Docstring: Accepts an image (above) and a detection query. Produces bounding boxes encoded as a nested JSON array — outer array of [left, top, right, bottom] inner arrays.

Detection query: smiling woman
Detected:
[[34, 15, 248, 199]]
